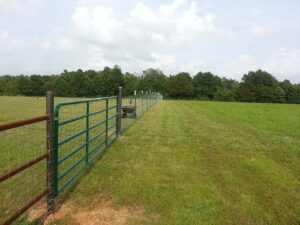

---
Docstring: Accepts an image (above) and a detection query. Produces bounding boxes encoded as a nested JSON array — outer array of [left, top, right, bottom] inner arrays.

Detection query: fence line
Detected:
[[0, 91, 54, 225], [121, 90, 163, 131], [0, 88, 162, 225]]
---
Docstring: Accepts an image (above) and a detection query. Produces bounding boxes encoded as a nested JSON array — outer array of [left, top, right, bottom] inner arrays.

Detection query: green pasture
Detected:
[[49, 100, 300, 225], [0, 97, 299, 225], [0, 95, 148, 224]]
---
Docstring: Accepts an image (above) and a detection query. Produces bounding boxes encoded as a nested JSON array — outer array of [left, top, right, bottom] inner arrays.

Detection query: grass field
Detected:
[[48, 100, 299, 225], [1, 97, 300, 225], [0, 95, 154, 225]]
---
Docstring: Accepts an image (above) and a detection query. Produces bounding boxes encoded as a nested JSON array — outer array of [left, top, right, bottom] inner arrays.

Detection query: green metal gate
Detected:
[[53, 96, 120, 195]]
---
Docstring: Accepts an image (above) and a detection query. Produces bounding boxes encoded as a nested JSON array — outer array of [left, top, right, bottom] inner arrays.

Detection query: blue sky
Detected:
[[0, 0, 300, 82]]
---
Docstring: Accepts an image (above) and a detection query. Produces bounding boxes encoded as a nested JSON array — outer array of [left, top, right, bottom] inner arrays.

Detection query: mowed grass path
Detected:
[[50, 100, 300, 225]]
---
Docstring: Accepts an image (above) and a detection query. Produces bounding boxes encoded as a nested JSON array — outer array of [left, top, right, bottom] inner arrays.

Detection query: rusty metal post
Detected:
[[46, 91, 55, 214]]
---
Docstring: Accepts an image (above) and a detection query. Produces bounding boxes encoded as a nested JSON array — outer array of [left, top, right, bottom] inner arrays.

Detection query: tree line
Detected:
[[0, 66, 299, 103]]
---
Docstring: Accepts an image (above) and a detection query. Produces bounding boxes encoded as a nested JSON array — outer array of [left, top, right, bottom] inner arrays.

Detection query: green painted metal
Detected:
[[134, 91, 137, 120], [54, 96, 118, 195], [105, 99, 108, 148], [53, 109, 59, 196], [53, 92, 162, 196], [86, 102, 90, 165]]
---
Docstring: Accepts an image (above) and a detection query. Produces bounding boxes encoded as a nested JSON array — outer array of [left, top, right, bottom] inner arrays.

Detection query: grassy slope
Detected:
[[52, 100, 300, 225]]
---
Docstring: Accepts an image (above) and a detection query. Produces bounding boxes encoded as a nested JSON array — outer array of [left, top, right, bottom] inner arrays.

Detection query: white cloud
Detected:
[[250, 24, 267, 36], [215, 54, 258, 79], [63, 0, 226, 73], [0, 30, 9, 40], [263, 48, 300, 82], [71, 5, 120, 44], [214, 49, 300, 82], [0, 0, 35, 12], [0, 0, 299, 83]]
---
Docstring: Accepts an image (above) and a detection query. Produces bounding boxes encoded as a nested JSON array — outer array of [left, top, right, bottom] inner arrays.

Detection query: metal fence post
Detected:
[[85, 102, 90, 165], [117, 86, 122, 136], [46, 91, 55, 214], [146, 91, 148, 110], [105, 99, 108, 148], [141, 90, 144, 114], [134, 90, 137, 119]]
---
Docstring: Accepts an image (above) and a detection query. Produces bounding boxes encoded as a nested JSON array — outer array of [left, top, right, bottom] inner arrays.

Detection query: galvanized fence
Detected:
[[0, 88, 162, 225]]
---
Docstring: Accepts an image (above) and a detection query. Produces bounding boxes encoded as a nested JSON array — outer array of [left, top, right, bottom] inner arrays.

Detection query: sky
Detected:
[[0, 0, 300, 83]]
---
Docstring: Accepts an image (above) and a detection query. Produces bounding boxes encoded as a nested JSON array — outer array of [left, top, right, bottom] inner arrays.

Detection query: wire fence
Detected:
[[0, 116, 52, 225], [122, 91, 163, 131], [0, 88, 162, 225]]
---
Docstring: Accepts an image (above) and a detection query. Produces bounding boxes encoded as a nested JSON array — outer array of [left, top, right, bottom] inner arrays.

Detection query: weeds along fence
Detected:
[[0, 88, 162, 225]]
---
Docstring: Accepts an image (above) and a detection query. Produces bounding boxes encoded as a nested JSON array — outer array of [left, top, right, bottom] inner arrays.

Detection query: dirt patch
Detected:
[[27, 203, 47, 222], [38, 201, 146, 225], [73, 204, 131, 225], [44, 202, 73, 224]]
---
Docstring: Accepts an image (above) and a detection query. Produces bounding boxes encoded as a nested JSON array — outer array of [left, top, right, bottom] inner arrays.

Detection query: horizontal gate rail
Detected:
[[54, 95, 119, 195], [89, 139, 106, 156], [58, 155, 86, 180], [58, 142, 87, 165], [0, 115, 48, 131]]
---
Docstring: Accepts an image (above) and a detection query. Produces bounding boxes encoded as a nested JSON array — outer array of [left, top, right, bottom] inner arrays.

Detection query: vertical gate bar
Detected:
[[86, 101, 90, 165], [46, 91, 55, 214], [146, 91, 148, 111], [105, 98, 108, 148], [117, 86, 122, 136], [142, 90, 144, 115], [134, 90, 137, 119], [151, 92, 153, 106], [53, 99, 59, 196]]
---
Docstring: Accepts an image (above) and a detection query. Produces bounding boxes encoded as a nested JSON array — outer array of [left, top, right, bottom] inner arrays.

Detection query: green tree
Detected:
[[29, 75, 44, 96], [136, 68, 168, 96], [214, 78, 239, 101], [280, 80, 300, 103], [193, 72, 221, 100], [168, 72, 193, 98], [123, 72, 138, 96], [235, 70, 284, 103]]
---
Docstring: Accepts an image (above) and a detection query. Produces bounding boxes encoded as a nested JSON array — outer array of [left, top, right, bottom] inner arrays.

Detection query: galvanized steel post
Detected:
[[46, 91, 55, 214]]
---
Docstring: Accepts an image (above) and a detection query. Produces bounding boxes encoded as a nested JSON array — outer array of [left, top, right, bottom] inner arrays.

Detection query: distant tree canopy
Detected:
[[168, 72, 193, 99], [193, 72, 221, 100], [0, 66, 299, 104]]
